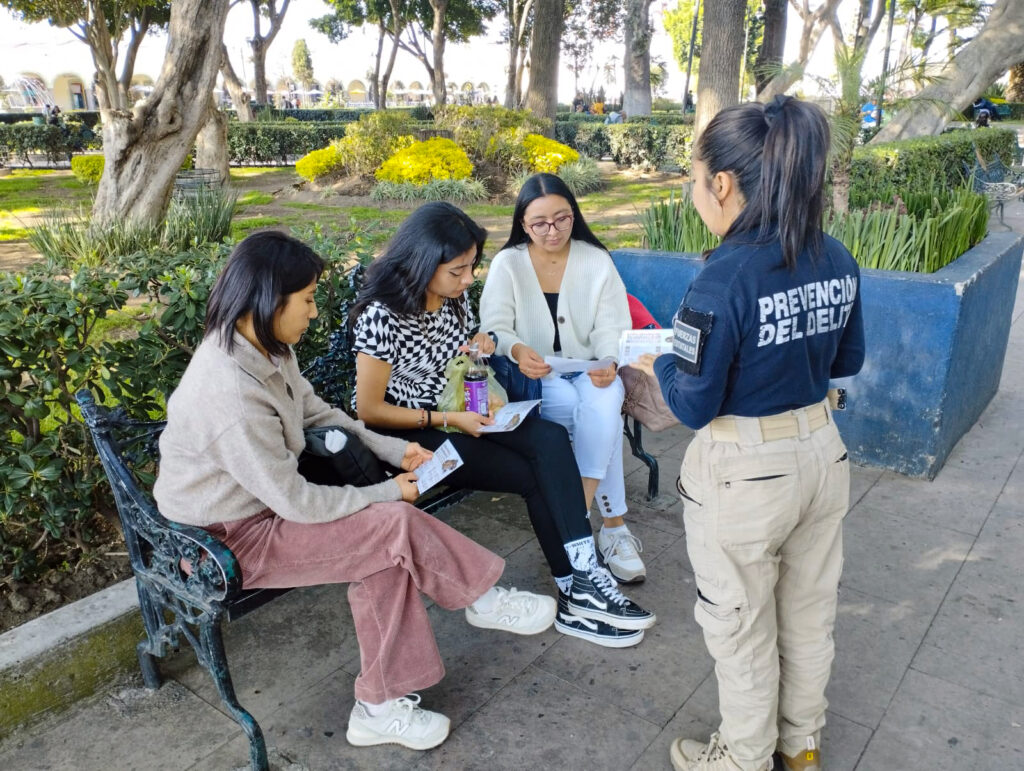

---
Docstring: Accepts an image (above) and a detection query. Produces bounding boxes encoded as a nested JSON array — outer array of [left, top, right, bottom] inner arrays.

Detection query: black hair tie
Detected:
[[763, 94, 792, 127]]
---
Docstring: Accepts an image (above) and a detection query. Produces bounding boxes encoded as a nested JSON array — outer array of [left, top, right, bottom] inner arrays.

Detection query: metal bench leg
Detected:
[[624, 416, 659, 500], [199, 621, 269, 771]]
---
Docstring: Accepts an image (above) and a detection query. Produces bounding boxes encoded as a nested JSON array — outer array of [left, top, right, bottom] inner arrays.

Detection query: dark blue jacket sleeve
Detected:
[[830, 277, 865, 379], [652, 288, 738, 430]]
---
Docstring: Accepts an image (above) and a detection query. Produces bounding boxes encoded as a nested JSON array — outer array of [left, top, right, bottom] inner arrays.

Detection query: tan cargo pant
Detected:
[[678, 401, 849, 769]]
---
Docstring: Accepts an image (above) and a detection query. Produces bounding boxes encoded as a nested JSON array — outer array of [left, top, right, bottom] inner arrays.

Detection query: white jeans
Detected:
[[540, 372, 627, 520]]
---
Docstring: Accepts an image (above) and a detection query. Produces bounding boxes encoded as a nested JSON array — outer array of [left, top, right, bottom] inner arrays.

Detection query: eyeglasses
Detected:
[[526, 214, 574, 236]]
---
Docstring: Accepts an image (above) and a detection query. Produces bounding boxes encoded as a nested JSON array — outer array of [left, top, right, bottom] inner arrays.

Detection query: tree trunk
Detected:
[[872, 0, 1024, 142], [380, 30, 401, 111], [759, 0, 842, 102], [252, 37, 269, 106], [1008, 62, 1024, 102], [506, 34, 520, 108], [623, 0, 654, 116], [93, 0, 230, 226], [194, 97, 231, 184], [755, 0, 787, 95], [516, 46, 529, 107], [248, 0, 291, 107], [221, 44, 254, 121], [695, 0, 746, 137], [429, 0, 449, 105], [118, 10, 151, 107], [525, 0, 564, 127], [373, 24, 386, 109]]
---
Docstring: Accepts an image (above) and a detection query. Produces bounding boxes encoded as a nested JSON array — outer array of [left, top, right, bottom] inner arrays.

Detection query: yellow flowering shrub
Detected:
[[70, 154, 104, 184], [375, 138, 474, 185], [295, 145, 344, 182], [522, 134, 579, 174]]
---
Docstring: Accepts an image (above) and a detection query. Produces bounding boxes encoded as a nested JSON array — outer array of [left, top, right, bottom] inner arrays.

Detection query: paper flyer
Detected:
[[415, 439, 464, 494], [618, 329, 676, 367], [478, 400, 542, 433], [543, 356, 616, 375]]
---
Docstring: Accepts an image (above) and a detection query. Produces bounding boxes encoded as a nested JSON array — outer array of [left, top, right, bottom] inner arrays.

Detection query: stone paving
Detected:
[[1, 205, 1023, 771]]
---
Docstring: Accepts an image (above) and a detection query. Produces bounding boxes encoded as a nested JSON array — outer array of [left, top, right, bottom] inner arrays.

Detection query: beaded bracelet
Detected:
[[426, 410, 432, 428], [416, 408, 426, 428]]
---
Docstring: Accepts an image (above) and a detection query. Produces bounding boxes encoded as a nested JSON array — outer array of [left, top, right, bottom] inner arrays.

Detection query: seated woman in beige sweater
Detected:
[[153, 230, 556, 752]]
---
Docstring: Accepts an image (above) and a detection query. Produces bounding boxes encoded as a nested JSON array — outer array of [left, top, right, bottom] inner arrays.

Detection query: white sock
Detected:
[[471, 586, 500, 614], [564, 536, 598, 572], [554, 575, 573, 595], [359, 698, 390, 716], [601, 523, 628, 537]]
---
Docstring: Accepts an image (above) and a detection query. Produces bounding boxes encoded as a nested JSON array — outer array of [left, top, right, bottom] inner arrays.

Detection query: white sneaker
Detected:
[[465, 587, 557, 635], [346, 694, 450, 750], [669, 732, 771, 771], [597, 527, 647, 583]]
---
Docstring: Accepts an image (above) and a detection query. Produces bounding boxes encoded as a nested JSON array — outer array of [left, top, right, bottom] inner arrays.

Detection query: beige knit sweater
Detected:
[[153, 333, 407, 527], [480, 240, 631, 362]]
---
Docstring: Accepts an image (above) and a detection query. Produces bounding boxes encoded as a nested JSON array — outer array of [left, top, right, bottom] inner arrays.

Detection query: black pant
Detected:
[[387, 415, 590, 577]]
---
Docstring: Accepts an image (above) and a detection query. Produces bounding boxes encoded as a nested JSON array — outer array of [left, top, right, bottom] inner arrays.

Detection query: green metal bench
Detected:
[[75, 389, 470, 771]]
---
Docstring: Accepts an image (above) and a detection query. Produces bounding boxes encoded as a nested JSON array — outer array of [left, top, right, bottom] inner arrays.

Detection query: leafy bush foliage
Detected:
[[375, 137, 474, 184], [607, 124, 694, 170], [226, 122, 350, 165], [0, 122, 99, 165], [295, 145, 344, 182], [1, 223, 380, 582], [850, 128, 1018, 197], [522, 134, 579, 173], [433, 105, 549, 163], [70, 154, 104, 184], [573, 123, 612, 160], [335, 110, 418, 176], [371, 178, 488, 202]]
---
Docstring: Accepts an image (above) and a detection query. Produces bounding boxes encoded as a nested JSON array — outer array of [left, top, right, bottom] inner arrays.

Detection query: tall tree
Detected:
[[245, 0, 291, 106], [525, 0, 565, 124], [695, 0, 745, 135], [2, 1, 171, 111], [754, 0, 786, 95], [873, 0, 1024, 141], [220, 43, 254, 121], [292, 38, 315, 93], [503, 0, 534, 107], [561, 0, 620, 104], [92, 0, 230, 225], [623, 0, 654, 115], [759, 0, 843, 101]]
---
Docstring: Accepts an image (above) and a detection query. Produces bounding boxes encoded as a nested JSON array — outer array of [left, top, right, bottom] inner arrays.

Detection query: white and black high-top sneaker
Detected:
[[568, 566, 656, 630], [555, 592, 645, 648]]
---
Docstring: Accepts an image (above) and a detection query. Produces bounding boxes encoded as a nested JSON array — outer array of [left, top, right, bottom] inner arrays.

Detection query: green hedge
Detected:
[[0, 111, 102, 128], [245, 106, 379, 122], [0, 122, 99, 165], [226, 122, 354, 164], [850, 128, 1018, 197], [555, 122, 693, 171]]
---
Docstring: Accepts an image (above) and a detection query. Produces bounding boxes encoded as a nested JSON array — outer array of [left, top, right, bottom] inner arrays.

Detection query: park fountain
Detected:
[[1, 75, 54, 113]]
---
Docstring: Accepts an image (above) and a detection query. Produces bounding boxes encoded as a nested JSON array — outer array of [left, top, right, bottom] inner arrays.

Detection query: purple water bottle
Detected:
[[463, 343, 489, 415]]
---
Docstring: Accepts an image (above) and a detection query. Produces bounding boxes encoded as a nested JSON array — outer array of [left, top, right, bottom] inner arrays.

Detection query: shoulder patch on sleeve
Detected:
[[673, 306, 714, 375]]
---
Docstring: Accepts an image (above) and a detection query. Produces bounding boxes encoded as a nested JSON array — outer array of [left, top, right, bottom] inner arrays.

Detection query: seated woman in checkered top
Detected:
[[350, 201, 656, 649]]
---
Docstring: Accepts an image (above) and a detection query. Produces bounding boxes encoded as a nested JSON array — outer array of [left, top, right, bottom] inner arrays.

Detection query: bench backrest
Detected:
[[76, 389, 242, 612]]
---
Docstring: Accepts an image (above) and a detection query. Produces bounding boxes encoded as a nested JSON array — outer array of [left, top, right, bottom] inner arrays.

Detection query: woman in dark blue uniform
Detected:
[[635, 96, 865, 771]]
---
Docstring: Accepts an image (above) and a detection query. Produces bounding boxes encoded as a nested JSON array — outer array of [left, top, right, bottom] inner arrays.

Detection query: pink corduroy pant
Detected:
[[205, 502, 505, 703]]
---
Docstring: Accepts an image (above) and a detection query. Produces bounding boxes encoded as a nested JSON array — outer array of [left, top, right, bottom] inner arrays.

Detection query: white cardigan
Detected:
[[481, 240, 630, 363]]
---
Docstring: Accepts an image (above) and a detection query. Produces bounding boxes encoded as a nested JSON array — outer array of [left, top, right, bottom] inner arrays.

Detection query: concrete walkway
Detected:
[[2, 209, 1023, 771]]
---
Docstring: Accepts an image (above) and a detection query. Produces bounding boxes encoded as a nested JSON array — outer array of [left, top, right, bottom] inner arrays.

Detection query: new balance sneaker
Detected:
[[464, 587, 556, 635], [554, 591, 644, 648], [597, 526, 647, 583], [669, 732, 770, 771], [567, 566, 656, 630], [346, 694, 450, 751]]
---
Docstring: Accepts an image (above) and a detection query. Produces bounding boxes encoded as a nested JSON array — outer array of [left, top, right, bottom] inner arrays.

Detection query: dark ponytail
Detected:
[[694, 96, 829, 270]]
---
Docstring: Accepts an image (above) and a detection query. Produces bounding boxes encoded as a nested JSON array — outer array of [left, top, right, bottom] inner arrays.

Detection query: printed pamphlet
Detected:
[[415, 440, 464, 494], [544, 356, 616, 375], [618, 329, 676, 367], [478, 400, 542, 434]]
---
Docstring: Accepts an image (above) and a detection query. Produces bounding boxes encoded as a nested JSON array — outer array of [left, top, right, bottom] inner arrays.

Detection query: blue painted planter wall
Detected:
[[612, 233, 1023, 479]]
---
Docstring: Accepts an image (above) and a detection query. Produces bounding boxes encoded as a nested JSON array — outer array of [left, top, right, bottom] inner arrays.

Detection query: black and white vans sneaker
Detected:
[[568, 567, 656, 631], [555, 593, 645, 648]]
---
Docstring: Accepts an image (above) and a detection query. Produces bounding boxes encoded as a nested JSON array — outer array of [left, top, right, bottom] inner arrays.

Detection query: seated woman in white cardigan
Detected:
[[479, 173, 645, 583]]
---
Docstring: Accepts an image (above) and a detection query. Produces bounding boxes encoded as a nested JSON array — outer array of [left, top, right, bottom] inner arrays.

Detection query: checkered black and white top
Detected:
[[352, 298, 473, 409]]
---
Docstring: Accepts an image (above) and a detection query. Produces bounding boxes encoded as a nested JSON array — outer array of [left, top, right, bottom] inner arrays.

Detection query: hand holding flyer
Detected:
[[477, 400, 542, 433], [414, 440, 464, 494], [618, 329, 676, 367], [544, 356, 616, 375]]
